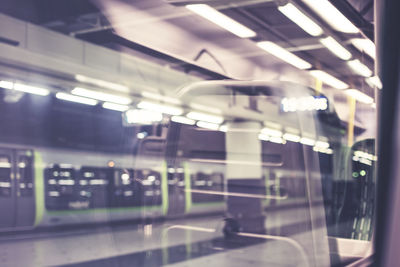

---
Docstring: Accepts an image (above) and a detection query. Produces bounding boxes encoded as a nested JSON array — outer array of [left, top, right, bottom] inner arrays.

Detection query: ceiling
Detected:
[[0, 0, 376, 101]]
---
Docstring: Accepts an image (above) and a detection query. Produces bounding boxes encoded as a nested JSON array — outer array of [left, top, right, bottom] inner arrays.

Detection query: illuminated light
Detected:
[[102, 102, 129, 112], [167, 224, 216, 233], [141, 91, 181, 105], [124, 109, 163, 124], [360, 170, 366, 176], [320, 37, 352, 60], [261, 128, 282, 137], [347, 60, 373, 77], [258, 134, 270, 141], [0, 80, 14, 89], [309, 70, 348, 89], [186, 4, 256, 38], [281, 96, 328, 112], [75, 74, 129, 93], [13, 83, 50, 96], [107, 161, 115, 168], [56, 92, 98, 106], [359, 158, 372, 166], [278, 3, 323, 36], [89, 179, 108, 185], [189, 103, 221, 114], [136, 132, 147, 139], [366, 76, 382, 89], [171, 116, 196, 125], [0, 162, 11, 168], [219, 125, 228, 132], [283, 133, 301, 142], [72, 87, 131, 105], [196, 121, 220, 130], [315, 141, 330, 149], [301, 0, 359, 33], [187, 111, 224, 124], [269, 136, 286, 144], [184, 188, 287, 200], [257, 41, 312, 70], [137, 101, 183, 116], [344, 89, 374, 104], [351, 38, 376, 59], [49, 191, 60, 197], [300, 137, 315, 146], [58, 180, 75, 186], [352, 172, 359, 178]]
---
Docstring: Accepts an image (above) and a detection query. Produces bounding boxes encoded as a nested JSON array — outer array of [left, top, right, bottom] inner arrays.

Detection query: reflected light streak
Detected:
[[184, 189, 288, 200]]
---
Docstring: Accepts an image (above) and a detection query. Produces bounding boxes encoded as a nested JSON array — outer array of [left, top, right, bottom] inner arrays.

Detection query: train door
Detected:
[[166, 166, 186, 217], [0, 148, 15, 228], [14, 149, 36, 227], [0, 148, 35, 229]]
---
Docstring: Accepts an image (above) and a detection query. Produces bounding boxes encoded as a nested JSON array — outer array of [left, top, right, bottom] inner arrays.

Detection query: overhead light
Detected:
[[219, 125, 228, 132], [56, 92, 98, 106], [309, 70, 348, 89], [300, 137, 315, 146], [315, 141, 330, 149], [75, 74, 129, 93], [141, 91, 181, 105], [14, 83, 50, 96], [351, 38, 376, 59], [366, 76, 382, 89], [0, 80, 14, 89], [258, 134, 270, 141], [269, 136, 286, 144], [187, 111, 224, 124], [196, 121, 220, 130], [257, 41, 312, 70], [281, 96, 328, 112], [283, 133, 301, 142], [137, 132, 147, 139], [124, 109, 163, 124], [301, 0, 359, 33], [347, 59, 373, 77], [102, 102, 130, 111], [71, 87, 131, 105], [261, 127, 282, 137], [278, 3, 323, 36], [345, 89, 374, 104], [320, 37, 352, 60], [186, 4, 256, 38], [171, 116, 196, 125], [137, 101, 183, 116]]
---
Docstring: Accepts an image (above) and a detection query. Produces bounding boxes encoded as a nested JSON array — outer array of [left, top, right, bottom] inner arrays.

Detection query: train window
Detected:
[[0, 1, 378, 266]]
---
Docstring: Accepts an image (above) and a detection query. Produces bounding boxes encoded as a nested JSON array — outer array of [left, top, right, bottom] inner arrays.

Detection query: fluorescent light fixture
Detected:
[[278, 3, 323, 36], [138, 101, 183, 116], [102, 102, 129, 111], [257, 41, 312, 70], [269, 136, 286, 144], [315, 141, 330, 149], [351, 38, 376, 59], [171, 116, 196, 125], [141, 91, 181, 105], [309, 70, 348, 89], [124, 109, 163, 124], [137, 132, 147, 139], [186, 4, 256, 38], [347, 59, 373, 77], [281, 96, 328, 112], [0, 80, 14, 89], [196, 121, 220, 130], [320, 37, 352, 60], [300, 137, 315, 146], [56, 92, 98, 106], [301, 0, 359, 33], [345, 89, 374, 104], [366, 76, 382, 89], [72, 87, 131, 105], [283, 133, 301, 142], [258, 134, 270, 142], [75, 74, 129, 93], [187, 111, 224, 124], [14, 83, 50, 96], [261, 127, 282, 137]]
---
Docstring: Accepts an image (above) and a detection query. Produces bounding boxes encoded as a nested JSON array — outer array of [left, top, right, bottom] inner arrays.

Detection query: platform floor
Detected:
[[0, 206, 330, 267]]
